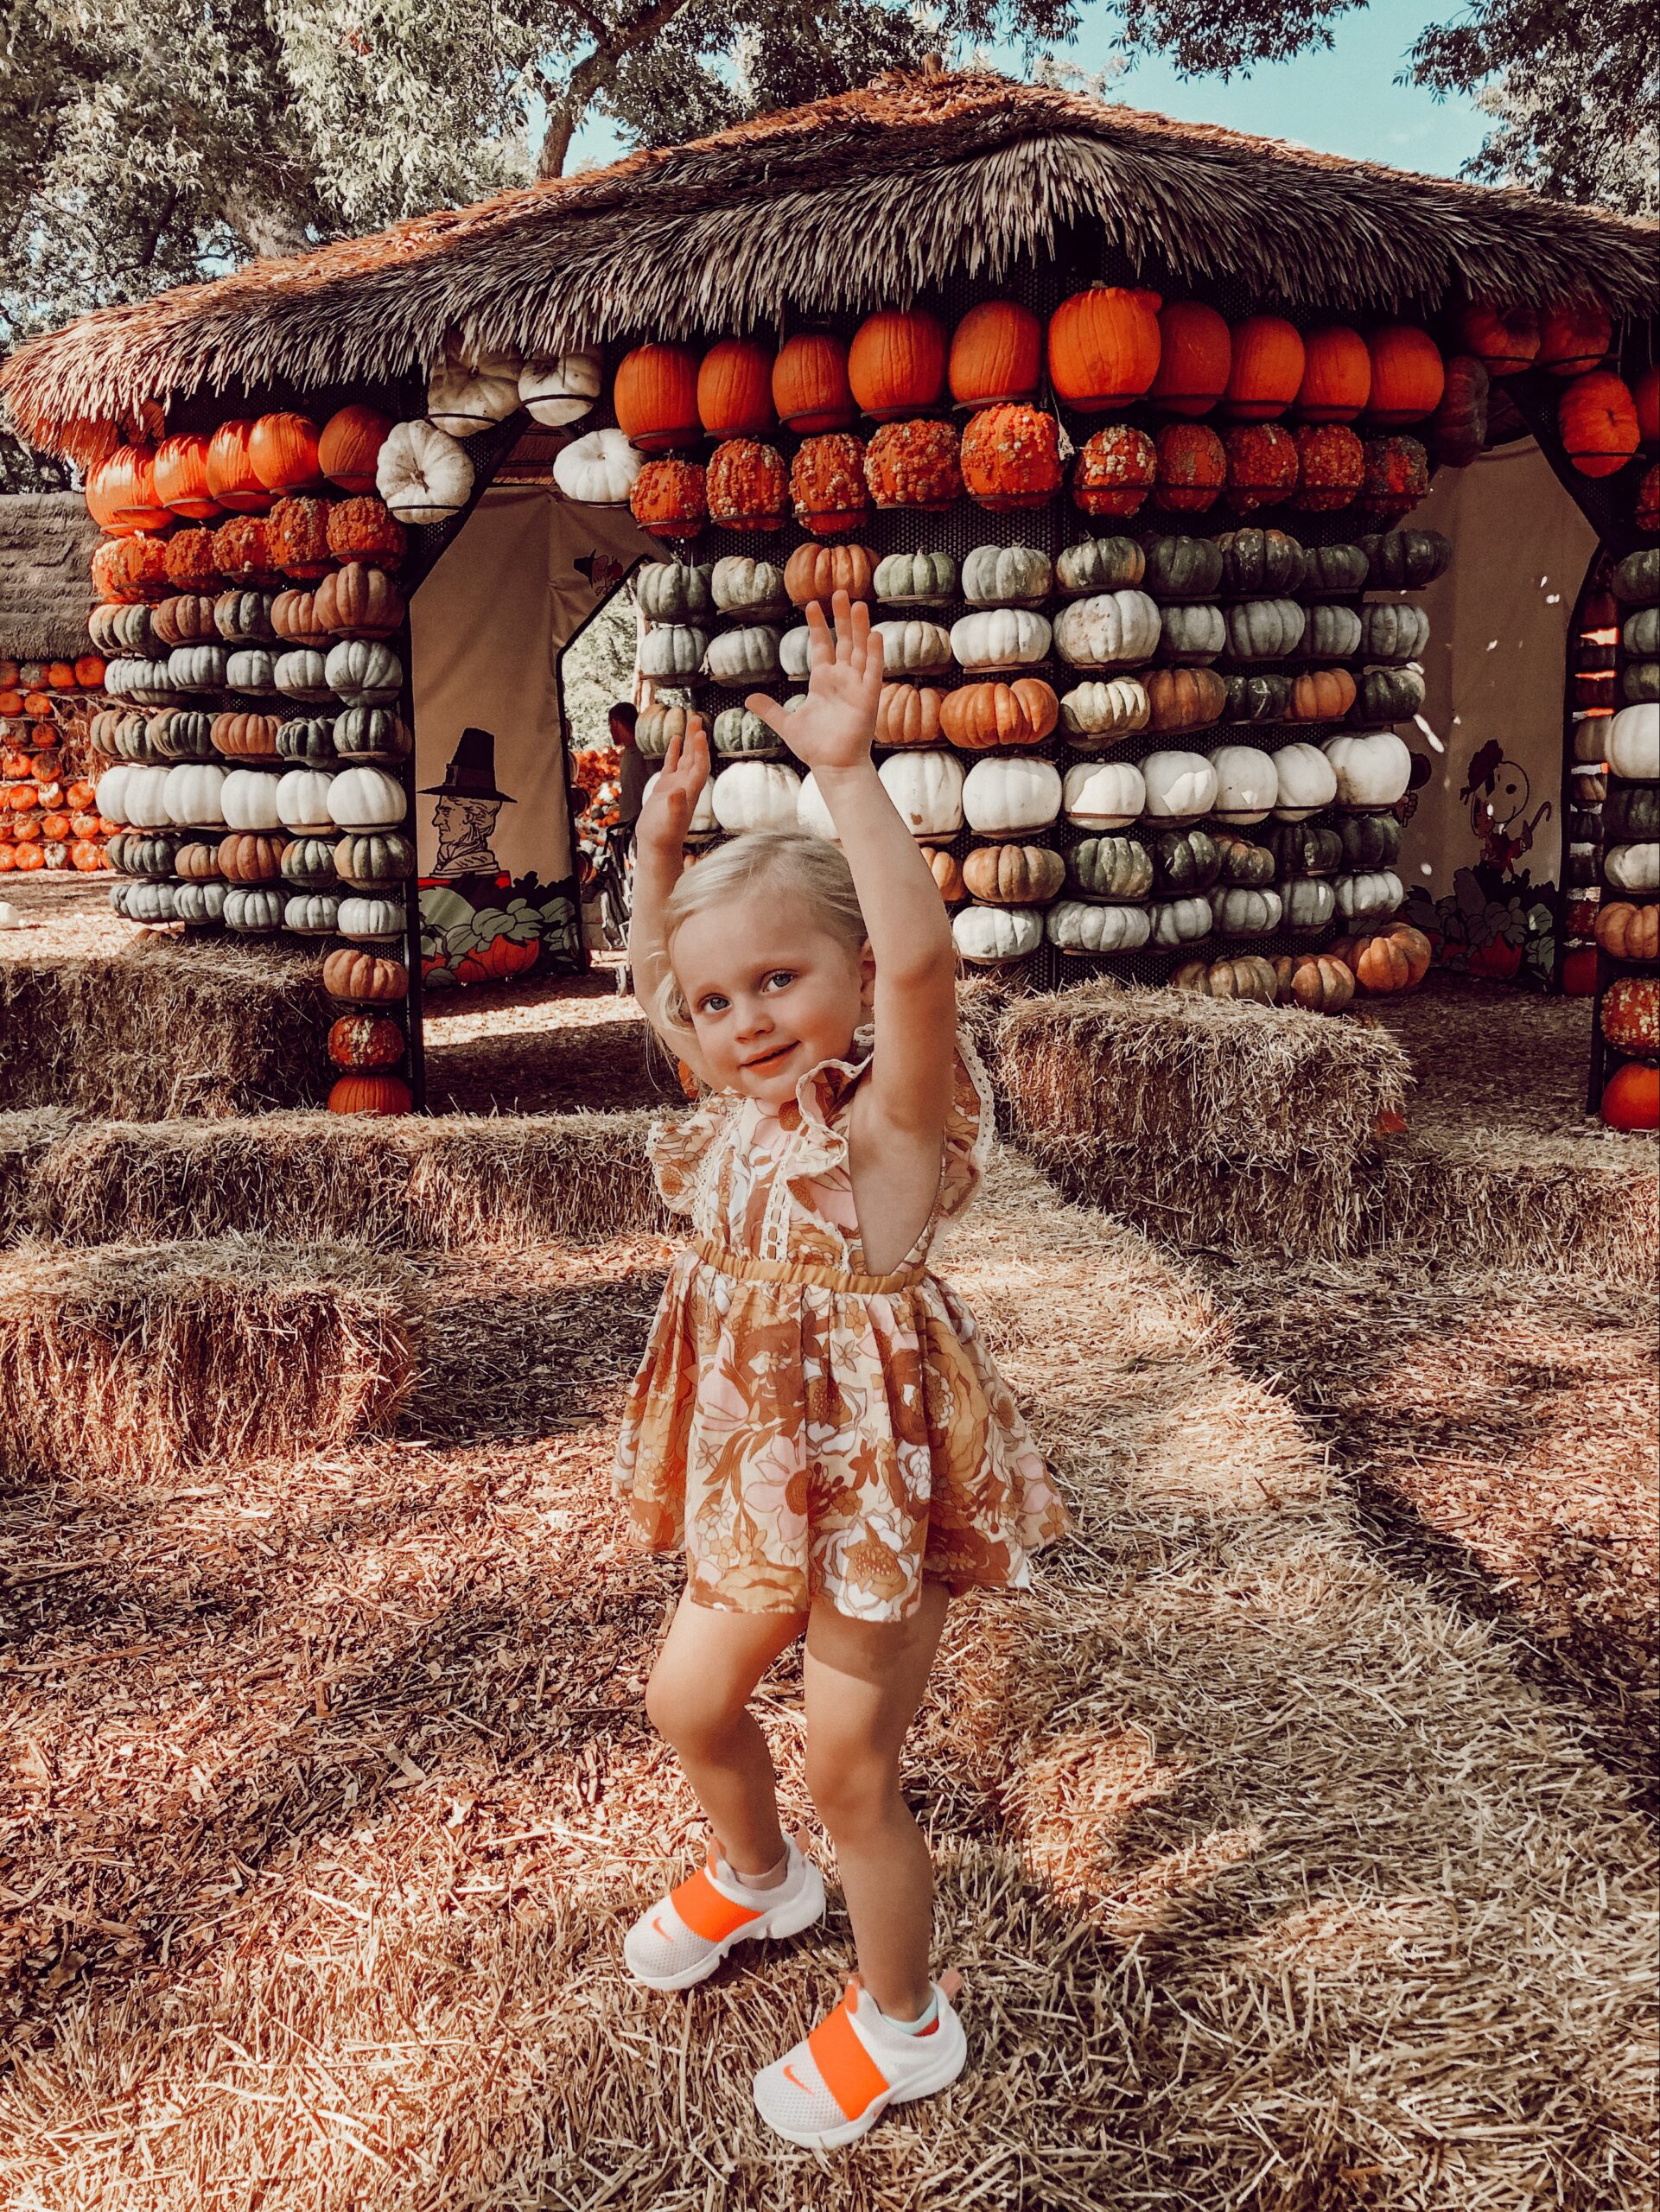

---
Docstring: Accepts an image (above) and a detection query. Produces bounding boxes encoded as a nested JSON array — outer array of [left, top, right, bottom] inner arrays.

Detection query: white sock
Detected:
[[878, 1990, 938, 2035], [726, 1846, 792, 1897]]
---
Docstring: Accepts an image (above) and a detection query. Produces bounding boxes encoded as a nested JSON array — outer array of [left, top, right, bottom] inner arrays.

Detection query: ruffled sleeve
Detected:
[[646, 1094, 738, 1217], [937, 1026, 997, 1224], [779, 1038, 873, 1211]]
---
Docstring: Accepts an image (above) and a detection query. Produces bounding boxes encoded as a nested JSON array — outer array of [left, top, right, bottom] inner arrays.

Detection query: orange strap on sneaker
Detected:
[[667, 1866, 763, 1943], [805, 1985, 890, 2121]]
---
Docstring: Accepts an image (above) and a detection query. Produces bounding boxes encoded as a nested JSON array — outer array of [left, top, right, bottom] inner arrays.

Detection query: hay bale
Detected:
[[0, 1108, 74, 1245], [30, 1109, 666, 1250], [0, 935, 326, 1118], [0, 1237, 421, 1478]]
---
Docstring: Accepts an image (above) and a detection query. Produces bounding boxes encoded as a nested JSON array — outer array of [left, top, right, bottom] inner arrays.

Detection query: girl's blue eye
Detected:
[[698, 993, 728, 1014], [763, 970, 795, 991]]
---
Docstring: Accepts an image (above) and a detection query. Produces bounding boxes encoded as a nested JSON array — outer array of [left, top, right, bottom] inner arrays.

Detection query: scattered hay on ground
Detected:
[[0, 936, 327, 1119], [0, 1237, 421, 1478]]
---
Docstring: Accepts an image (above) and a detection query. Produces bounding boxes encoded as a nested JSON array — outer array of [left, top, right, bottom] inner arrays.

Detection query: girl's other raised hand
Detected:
[[636, 715, 709, 853], [745, 592, 883, 774]]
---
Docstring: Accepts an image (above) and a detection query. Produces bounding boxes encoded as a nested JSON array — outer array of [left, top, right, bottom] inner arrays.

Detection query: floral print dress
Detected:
[[614, 1028, 1067, 1623]]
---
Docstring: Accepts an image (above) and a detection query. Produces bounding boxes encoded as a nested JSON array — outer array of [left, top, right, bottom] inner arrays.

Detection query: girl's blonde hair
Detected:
[[651, 830, 868, 1037]]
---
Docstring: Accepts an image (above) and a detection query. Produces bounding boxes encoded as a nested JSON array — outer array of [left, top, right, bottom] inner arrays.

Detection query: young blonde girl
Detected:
[[615, 592, 1065, 2147]]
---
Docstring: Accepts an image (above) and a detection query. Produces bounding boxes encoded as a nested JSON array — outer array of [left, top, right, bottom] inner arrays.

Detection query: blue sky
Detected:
[[568, 0, 1490, 180]]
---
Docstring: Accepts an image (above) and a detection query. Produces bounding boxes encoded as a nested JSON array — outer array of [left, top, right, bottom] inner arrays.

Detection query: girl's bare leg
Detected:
[[645, 1594, 807, 1877], [801, 1582, 950, 2020]]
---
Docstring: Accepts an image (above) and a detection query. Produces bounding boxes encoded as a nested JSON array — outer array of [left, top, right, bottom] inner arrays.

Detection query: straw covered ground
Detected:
[[2, 1156, 1655, 2210], [0, 1237, 422, 1479]]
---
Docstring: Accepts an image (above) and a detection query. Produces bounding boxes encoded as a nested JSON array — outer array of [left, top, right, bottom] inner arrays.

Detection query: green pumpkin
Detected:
[[1612, 549, 1660, 606], [214, 591, 275, 643], [109, 831, 176, 879], [1214, 527, 1307, 598], [1355, 530, 1452, 591], [281, 836, 339, 888], [111, 603, 154, 652], [334, 831, 414, 888], [1622, 661, 1659, 704], [712, 709, 779, 758], [1224, 672, 1291, 724], [1338, 811, 1403, 868], [107, 711, 157, 763], [1605, 783, 1659, 842], [1140, 535, 1224, 602], [283, 893, 340, 935], [333, 707, 411, 761], [1054, 537, 1146, 598], [118, 879, 177, 924], [635, 562, 715, 624], [223, 886, 284, 931], [1159, 603, 1225, 664], [1268, 820, 1342, 878], [873, 550, 957, 606], [1302, 544, 1370, 599], [277, 715, 337, 766], [1355, 666, 1426, 721], [172, 880, 226, 925], [1212, 831, 1275, 887], [1067, 834, 1154, 901], [149, 709, 217, 762], [1224, 599, 1305, 661], [1152, 826, 1221, 895]]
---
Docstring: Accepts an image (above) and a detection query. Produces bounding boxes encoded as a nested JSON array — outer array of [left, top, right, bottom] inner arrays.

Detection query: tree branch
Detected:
[[537, 0, 700, 177]]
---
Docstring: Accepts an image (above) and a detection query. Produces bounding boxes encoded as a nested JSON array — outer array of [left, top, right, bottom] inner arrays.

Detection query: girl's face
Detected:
[[671, 888, 873, 1103]]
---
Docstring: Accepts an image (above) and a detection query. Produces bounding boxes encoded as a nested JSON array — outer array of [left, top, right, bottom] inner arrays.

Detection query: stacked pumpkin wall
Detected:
[[1587, 550, 1660, 1128], [0, 659, 111, 877]]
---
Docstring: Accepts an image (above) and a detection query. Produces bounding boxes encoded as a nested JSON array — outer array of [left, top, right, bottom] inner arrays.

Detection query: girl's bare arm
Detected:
[[627, 720, 717, 1084]]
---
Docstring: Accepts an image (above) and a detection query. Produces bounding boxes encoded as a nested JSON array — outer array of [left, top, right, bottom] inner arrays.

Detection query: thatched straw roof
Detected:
[[0, 493, 101, 658], [3, 67, 1656, 460]]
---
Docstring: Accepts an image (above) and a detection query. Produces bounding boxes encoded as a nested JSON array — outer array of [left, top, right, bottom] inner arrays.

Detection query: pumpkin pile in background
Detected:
[[0, 656, 111, 875]]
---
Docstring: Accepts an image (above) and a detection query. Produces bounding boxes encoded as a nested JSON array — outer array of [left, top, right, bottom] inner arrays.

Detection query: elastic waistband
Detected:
[[690, 1236, 926, 1296]]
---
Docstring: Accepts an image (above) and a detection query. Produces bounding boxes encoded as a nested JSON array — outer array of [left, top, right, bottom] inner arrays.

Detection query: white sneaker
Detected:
[[753, 1974, 967, 2147], [623, 1833, 825, 1992]]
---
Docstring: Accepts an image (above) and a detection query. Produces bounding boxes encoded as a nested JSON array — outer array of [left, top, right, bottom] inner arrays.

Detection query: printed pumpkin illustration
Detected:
[[419, 885, 578, 986]]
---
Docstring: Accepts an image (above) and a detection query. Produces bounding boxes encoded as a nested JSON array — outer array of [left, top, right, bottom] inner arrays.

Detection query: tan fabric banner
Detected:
[[1399, 440, 1597, 985], [410, 485, 656, 986]]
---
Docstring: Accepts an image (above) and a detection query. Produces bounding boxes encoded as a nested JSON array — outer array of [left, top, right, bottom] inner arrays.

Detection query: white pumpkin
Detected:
[[1053, 590, 1162, 669], [377, 418, 476, 524], [951, 607, 1052, 671], [873, 551, 957, 607], [1324, 729, 1411, 809], [1062, 760, 1145, 830], [275, 768, 336, 830], [1271, 741, 1340, 820], [643, 768, 716, 836], [1214, 887, 1283, 937], [952, 905, 1042, 963], [960, 545, 1053, 607], [1142, 750, 1218, 822], [710, 761, 801, 834], [1284, 878, 1337, 931], [1060, 678, 1150, 742], [797, 772, 837, 840], [704, 626, 781, 683], [710, 557, 787, 617], [1045, 899, 1151, 954], [427, 343, 523, 436], [879, 751, 965, 838], [337, 895, 407, 941], [1607, 702, 1659, 782], [552, 427, 644, 507], [873, 620, 953, 676], [119, 765, 173, 829], [518, 353, 602, 427], [328, 766, 408, 830], [95, 764, 136, 824], [167, 645, 228, 692], [1605, 842, 1660, 892], [779, 626, 813, 682], [1207, 744, 1278, 824], [226, 648, 277, 694], [220, 768, 283, 832], [273, 648, 333, 703], [162, 763, 227, 828], [326, 639, 403, 707], [639, 626, 709, 681], [1159, 603, 1226, 664], [1335, 868, 1405, 920], [963, 756, 1062, 836], [1150, 896, 1212, 946]]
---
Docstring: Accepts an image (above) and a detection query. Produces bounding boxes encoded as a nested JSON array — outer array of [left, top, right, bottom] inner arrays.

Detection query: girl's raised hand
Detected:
[[745, 592, 884, 773], [636, 715, 709, 853]]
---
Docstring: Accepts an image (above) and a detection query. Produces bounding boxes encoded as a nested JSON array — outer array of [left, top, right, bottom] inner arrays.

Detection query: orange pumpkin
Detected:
[[266, 495, 335, 577], [789, 435, 870, 537], [785, 542, 876, 608], [87, 444, 169, 532], [212, 517, 279, 587], [249, 413, 323, 493], [1536, 302, 1612, 377], [13, 841, 44, 869], [319, 404, 392, 493], [1635, 365, 1660, 448], [940, 679, 1058, 750], [1287, 668, 1358, 721], [1601, 1060, 1660, 1131], [45, 662, 75, 689], [848, 309, 948, 419], [875, 683, 944, 747], [328, 1014, 404, 1070], [37, 811, 70, 842], [630, 459, 709, 537], [959, 404, 1063, 511], [314, 564, 404, 639], [1149, 302, 1231, 417], [1152, 423, 1225, 513], [152, 433, 220, 519], [1336, 922, 1433, 993], [211, 713, 283, 760], [1220, 315, 1305, 421], [74, 655, 106, 689], [706, 439, 789, 530], [218, 830, 288, 880], [928, 849, 964, 903], [613, 343, 701, 451], [1365, 327, 1446, 425], [1360, 435, 1431, 521], [326, 498, 407, 569], [1295, 326, 1371, 422], [863, 420, 961, 511], [0, 842, 15, 872], [1224, 423, 1299, 512], [1455, 299, 1539, 378], [205, 420, 271, 512], [328, 1072, 412, 1115], [948, 301, 1043, 407], [71, 837, 106, 871], [91, 535, 171, 603], [322, 947, 409, 1001], [771, 333, 855, 433], [1292, 423, 1364, 512], [696, 338, 775, 437], [1072, 423, 1156, 518], [1602, 975, 1660, 1058], [1047, 288, 1161, 411], [1557, 372, 1641, 478], [163, 526, 220, 591]]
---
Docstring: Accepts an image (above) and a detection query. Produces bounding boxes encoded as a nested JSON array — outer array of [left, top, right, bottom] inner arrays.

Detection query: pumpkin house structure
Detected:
[[1, 68, 1654, 1112]]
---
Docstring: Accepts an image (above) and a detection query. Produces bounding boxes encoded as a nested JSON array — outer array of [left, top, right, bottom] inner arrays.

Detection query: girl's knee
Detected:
[[646, 1655, 742, 1754], [804, 1741, 899, 1837]]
